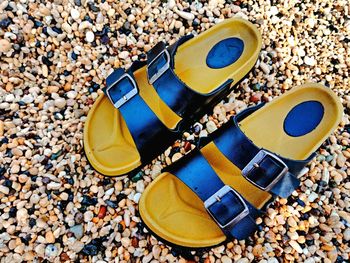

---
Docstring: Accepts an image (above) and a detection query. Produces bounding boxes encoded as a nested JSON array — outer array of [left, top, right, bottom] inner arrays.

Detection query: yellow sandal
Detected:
[[84, 18, 262, 176], [139, 83, 343, 248]]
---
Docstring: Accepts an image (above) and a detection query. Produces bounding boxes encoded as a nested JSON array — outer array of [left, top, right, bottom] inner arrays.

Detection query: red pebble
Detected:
[[250, 94, 262, 103], [184, 141, 192, 152], [98, 206, 107, 219]]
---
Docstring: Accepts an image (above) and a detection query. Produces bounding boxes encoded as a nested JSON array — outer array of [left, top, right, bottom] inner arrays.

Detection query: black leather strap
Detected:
[[146, 36, 233, 119], [213, 104, 316, 198], [103, 62, 178, 163], [167, 149, 261, 240]]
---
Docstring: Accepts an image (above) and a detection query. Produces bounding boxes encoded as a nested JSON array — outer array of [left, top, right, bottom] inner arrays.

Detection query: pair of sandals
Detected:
[[83, 18, 343, 248]]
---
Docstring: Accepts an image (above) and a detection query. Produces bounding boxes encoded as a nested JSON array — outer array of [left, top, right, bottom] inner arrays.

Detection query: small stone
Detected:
[[308, 192, 318, 202], [22, 94, 34, 104], [84, 211, 94, 222], [0, 120, 3, 136], [70, 225, 84, 239], [304, 179, 313, 188], [71, 241, 84, 253], [304, 56, 316, 66], [267, 258, 279, 263], [131, 171, 144, 182], [152, 245, 161, 259], [62, 22, 72, 34], [171, 152, 183, 162], [0, 39, 11, 52], [54, 98, 66, 109], [133, 193, 141, 203], [250, 94, 262, 103], [16, 208, 28, 224], [289, 240, 303, 253], [336, 153, 346, 167], [45, 231, 55, 243], [75, 212, 84, 224], [119, 51, 129, 59], [236, 258, 249, 263], [60, 252, 70, 262], [98, 206, 107, 219], [136, 180, 145, 193], [206, 120, 217, 133], [175, 10, 195, 20], [343, 228, 350, 241], [86, 31, 95, 43], [45, 244, 59, 258], [221, 256, 232, 263], [47, 182, 61, 190], [269, 6, 279, 15], [260, 62, 270, 74], [0, 185, 9, 195], [71, 9, 80, 20], [128, 14, 135, 22], [168, 0, 176, 9]]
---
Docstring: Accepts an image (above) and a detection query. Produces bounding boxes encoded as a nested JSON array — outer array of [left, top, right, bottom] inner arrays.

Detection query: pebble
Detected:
[[86, 31, 95, 43], [304, 56, 316, 66], [22, 94, 34, 104], [206, 120, 217, 133], [308, 192, 319, 202], [168, 0, 176, 9], [119, 51, 129, 59], [45, 231, 55, 243], [221, 256, 232, 263], [343, 228, 350, 241], [70, 225, 84, 239], [260, 62, 270, 74], [54, 98, 66, 109], [0, 185, 9, 195], [45, 244, 59, 258], [136, 180, 145, 193], [0, 39, 11, 52], [175, 10, 195, 20], [71, 9, 80, 20], [171, 152, 183, 162], [289, 240, 303, 253]]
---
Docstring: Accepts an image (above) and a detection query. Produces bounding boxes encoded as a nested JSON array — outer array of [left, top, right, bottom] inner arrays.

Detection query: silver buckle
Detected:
[[147, 49, 171, 84], [105, 73, 138, 109], [242, 149, 288, 191], [204, 185, 249, 229]]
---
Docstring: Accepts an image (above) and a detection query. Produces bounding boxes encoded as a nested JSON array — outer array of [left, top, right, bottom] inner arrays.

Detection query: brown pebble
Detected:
[[60, 252, 70, 262]]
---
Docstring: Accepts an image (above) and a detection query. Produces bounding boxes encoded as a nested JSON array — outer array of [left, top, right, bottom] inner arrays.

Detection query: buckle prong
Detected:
[[204, 185, 249, 230]]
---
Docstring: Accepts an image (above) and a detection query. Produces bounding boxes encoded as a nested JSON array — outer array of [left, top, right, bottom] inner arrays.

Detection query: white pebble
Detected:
[[304, 56, 316, 66], [54, 98, 66, 109], [67, 91, 77, 99], [308, 192, 318, 202], [71, 9, 80, 20], [136, 181, 145, 193], [0, 185, 9, 195], [86, 31, 95, 43], [206, 120, 217, 133], [22, 94, 34, 104], [0, 39, 11, 53], [119, 51, 129, 59], [175, 10, 195, 20]]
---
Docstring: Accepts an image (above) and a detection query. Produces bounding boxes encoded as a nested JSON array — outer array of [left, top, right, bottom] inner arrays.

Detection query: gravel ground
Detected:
[[0, 0, 349, 262]]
